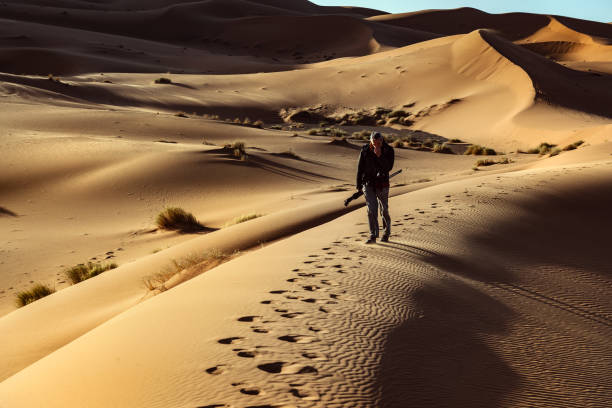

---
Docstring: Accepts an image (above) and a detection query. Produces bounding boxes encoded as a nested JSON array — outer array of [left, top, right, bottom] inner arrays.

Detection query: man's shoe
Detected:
[[381, 235, 389, 243], [365, 237, 376, 244]]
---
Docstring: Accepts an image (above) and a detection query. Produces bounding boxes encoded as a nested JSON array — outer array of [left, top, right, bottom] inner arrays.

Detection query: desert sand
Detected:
[[1, 1, 611, 407]]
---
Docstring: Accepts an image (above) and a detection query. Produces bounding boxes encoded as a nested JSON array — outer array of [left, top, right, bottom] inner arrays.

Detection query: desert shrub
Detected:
[[308, 127, 346, 137], [252, 119, 264, 128], [549, 148, 561, 157], [143, 249, 232, 292], [65, 262, 118, 284], [175, 112, 188, 118], [476, 159, 497, 166], [388, 110, 408, 118], [233, 117, 242, 124], [269, 124, 283, 130], [329, 127, 347, 137], [223, 141, 247, 160], [375, 107, 392, 116], [242, 117, 252, 126], [464, 144, 496, 155], [16, 283, 55, 307], [432, 142, 454, 154], [154, 77, 172, 84], [562, 140, 584, 151], [421, 139, 434, 148], [475, 157, 513, 166], [449, 138, 464, 143], [526, 142, 556, 155], [400, 117, 414, 126], [225, 213, 263, 227], [392, 139, 404, 148], [156, 207, 202, 232]]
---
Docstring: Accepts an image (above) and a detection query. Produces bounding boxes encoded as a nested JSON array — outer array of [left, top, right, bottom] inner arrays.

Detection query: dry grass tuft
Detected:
[[464, 144, 497, 155], [156, 207, 203, 232], [432, 142, 454, 154], [225, 213, 264, 227], [562, 140, 584, 151], [143, 249, 234, 293], [65, 262, 118, 284], [224, 141, 247, 160], [154, 77, 172, 84], [16, 283, 55, 307], [475, 157, 513, 167]]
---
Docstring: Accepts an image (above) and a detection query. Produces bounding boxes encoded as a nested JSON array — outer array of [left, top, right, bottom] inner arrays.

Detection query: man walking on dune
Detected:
[[356, 131, 395, 244]]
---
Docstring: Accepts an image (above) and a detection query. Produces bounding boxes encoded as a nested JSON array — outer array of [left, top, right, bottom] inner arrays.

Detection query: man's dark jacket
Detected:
[[356, 142, 394, 190]]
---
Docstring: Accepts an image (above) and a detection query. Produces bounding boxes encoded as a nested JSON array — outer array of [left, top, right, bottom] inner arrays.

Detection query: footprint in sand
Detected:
[[238, 315, 263, 323], [234, 349, 259, 358], [218, 337, 243, 345], [281, 312, 304, 319], [240, 387, 262, 396], [205, 365, 229, 375], [257, 362, 318, 375], [302, 351, 327, 361], [289, 387, 321, 401], [278, 335, 318, 344], [252, 327, 269, 334]]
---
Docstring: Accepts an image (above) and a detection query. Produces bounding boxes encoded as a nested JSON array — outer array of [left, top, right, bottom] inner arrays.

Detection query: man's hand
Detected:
[[374, 145, 382, 157]]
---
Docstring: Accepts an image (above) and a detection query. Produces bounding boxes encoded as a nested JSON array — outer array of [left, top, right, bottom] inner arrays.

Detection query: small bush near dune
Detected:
[[432, 142, 454, 154], [224, 141, 247, 160], [269, 124, 283, 130], [449, 138, 464, 143], [16, 283, 55, 307], [388, 110, 409, 118], [549, 148, 561, 157], [252, 120, 264, 128], [476, 159, 497, 167], [421, 139, 434, 148], [156, 207, 203, 232], [475, 157, 513, 167], [154, 77, 172, 84], [143, 249, 232, 292], [65, 262, 118, 284], [526, 142, 556, 155], [562, 140, 584, 151], [464, 144, 496, 155], [225, 213, 263, 227], [175, 112, 188, 118]]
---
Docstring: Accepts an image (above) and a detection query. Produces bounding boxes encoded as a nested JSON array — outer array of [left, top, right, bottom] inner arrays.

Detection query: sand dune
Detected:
[[2, 157, 611, 406], [1, 2, 611, 406]]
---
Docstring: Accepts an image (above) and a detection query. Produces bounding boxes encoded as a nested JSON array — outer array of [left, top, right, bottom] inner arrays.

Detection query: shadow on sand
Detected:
[[376, 176, 612, 406]]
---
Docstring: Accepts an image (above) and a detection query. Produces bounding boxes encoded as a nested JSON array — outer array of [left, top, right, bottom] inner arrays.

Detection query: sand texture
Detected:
[[1, 2, 611, 407]]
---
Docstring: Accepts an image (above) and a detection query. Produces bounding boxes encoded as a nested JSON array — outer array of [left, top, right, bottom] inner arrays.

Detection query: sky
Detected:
[[313, 0, 611, 23]]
